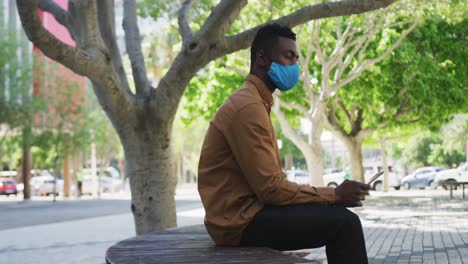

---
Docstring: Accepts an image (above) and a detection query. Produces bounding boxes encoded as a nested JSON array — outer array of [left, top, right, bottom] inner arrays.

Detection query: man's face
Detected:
[[270, 36, 299, 66]]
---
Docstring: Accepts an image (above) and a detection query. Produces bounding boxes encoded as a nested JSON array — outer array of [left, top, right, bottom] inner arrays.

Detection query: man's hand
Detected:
[[334, 180, 371, 207]]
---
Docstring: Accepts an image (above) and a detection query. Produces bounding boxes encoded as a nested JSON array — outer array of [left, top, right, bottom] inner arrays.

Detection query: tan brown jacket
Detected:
[[198, 74, 335, 246]]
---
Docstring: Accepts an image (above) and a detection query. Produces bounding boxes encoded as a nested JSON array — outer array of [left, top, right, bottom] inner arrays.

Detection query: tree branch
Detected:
[[17, 0, 102, 78], [297, 28, 317, 106], [337, 99, 353, 128], [272, 98, 310, 152], [225, 0, 398, 54], [37, 0, 74, 39], [361, 19, 417, 66], [310, 20, 325, 64], [323, 103, 349, 141], [123, 0, 150, 97], [153, 1, 248, 120], [332, 19, 418, 91], [356, 127, 371, 142], [353, 108, 364, 135], [96, 0, 132, 97], [219, 62, 248, 77], [328, 19, 355, 64], [330, 19, 372, 82], [197, 0, 247, 44], [178, 0, 194, 45], [69, 0, 103, 48], [19, 0, 134, 129], [278, 98, 310, 118]]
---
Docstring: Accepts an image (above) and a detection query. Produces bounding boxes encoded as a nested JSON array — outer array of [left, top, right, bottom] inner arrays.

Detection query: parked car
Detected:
[[0, 171, 17, 178], [30, 174, 63, 196], [363, 165, 402, 191], [401, 167, 446, 190], [0, 179, 18, 196], [287, 169, 347, 187], [434, 163, 468, 190], [81, 167, 123, 195], [323, 168, 344, 175], [288, 167, 400, 190], [323, 171, 348, 188], [286, 170, 310, 184]]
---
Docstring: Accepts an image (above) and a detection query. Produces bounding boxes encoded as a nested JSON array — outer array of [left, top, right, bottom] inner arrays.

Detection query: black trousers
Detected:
[[240, 204, 368, 264]]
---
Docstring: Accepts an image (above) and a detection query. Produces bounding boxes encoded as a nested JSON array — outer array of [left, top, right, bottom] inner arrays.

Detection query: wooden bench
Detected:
[[105, 224, 317, 264], [448, 181, 468, 200]]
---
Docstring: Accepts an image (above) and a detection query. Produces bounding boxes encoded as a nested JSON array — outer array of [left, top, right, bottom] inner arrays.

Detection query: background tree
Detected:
[[389, 122, 466, 171], [178, 1, 467, 186], [440, 114, 468, 163], [428, 143, 465, 168], [173, 114, 207, 185], [0, 10, 37, 199], [272, 7, 417, 184], [402, 132, 441, 168], [29, 61, 89, 199], [180, 2, 411, 185], [82, 81, 124, 169], [322, 8, 467, 182], [17, 0, 399, 234]]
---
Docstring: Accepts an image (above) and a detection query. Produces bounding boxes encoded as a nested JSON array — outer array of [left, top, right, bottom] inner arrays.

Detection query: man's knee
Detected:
[[330, 207, 361, 227], [342, 209, 363, 231]]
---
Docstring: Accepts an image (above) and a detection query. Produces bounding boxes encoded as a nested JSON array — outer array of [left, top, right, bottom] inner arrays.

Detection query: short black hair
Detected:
[[250, 23, 296, 66]]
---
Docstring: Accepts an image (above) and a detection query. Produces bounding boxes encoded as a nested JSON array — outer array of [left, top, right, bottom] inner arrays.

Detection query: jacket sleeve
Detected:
[[224, 102, 335, 205]]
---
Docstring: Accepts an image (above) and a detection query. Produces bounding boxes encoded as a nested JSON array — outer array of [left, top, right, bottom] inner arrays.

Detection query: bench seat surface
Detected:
[[105, 224, 313, 264]]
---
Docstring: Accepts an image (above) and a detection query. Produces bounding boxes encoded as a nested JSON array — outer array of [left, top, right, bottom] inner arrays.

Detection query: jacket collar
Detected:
[[246, 74, 273, 112]]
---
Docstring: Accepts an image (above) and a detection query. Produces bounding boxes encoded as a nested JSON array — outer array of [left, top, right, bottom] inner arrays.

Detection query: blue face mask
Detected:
[[268, 62, 300, 91]]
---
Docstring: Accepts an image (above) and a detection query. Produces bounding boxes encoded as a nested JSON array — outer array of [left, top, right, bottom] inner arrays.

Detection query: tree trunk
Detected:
[[176, 152, 182, 185], [63, 155, 70, 197], [284, 154, 293, 170], [380, 138, 389, 192], [72, 153, 81, 197], [274, 102, 326, 187], [124, 125, 177, 235], [465, 139, 468, 163], [304, 125, 325, 186], [343, 137, 365, 182], [22, 127, 31, 200]]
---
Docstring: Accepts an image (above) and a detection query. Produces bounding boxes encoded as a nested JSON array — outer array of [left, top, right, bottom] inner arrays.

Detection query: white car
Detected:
[[286, 170, 310, 184], [287, 169, 347, 187], [324, 166, 402, 191], [434, 163, 468, 189], [323, 171, 348, 188], [30, 174, 63, 196], [288, 168, 400, 190], [81, 167, 123, 194], [363, 167, 402, 191]]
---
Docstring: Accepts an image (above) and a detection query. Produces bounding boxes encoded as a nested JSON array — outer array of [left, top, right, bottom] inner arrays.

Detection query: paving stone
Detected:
[[305, 194, 468, 263]]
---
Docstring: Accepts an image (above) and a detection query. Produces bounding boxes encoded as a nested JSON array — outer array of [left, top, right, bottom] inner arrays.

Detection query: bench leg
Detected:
[[450, 184, 453, 200], [463, 184, 465, 200]]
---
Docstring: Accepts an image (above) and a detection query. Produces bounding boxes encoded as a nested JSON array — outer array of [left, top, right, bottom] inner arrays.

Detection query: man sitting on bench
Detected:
[[198, 23, 370, 264]]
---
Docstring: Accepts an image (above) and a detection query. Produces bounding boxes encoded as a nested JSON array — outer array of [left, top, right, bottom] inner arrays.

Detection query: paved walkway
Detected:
[[300, 190, 468, 263], [0, 186, 203, 264], [2, 187, 468, 263]]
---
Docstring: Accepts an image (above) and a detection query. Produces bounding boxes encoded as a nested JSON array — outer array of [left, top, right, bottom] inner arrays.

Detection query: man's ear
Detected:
[[256, 49, 270, 68]]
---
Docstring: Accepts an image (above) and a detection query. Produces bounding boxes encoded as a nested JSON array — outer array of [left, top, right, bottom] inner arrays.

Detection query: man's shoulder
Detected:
[[212, 83, 264, 128], [222, 83, 262, 113]]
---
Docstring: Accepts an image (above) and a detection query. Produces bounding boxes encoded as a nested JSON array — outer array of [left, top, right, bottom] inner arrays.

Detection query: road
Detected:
[[0, 185, 204, 264], [0, 198, 202, 231]]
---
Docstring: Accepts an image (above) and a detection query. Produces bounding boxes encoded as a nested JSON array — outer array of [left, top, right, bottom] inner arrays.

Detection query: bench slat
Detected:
[[106, 224, 315, 264]]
